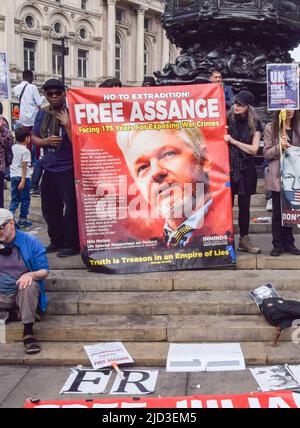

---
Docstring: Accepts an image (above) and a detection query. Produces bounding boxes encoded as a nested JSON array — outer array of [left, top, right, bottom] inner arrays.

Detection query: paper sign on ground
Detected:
[[250, 365, 300, 392], [287, 365, 300, 385], [60, 367, 112, 394], [84, 342, 134, 370], [110, 370, 158, 395], [249, 283, 280, 312], [166, 343, 245, 372]]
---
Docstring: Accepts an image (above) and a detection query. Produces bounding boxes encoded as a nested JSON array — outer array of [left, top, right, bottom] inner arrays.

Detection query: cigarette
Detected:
[[112, 362, 125, 379]]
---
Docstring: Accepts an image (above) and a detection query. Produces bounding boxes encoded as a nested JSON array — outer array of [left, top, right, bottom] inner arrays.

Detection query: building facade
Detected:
[[0, 0, 177, 88]]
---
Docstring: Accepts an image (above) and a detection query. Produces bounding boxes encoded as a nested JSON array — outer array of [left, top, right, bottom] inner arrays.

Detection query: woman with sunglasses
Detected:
[[224, 90, 262, 254]]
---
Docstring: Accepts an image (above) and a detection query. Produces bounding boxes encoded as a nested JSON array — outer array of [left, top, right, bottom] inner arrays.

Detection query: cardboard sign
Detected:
[[267, 63, 299, 111]]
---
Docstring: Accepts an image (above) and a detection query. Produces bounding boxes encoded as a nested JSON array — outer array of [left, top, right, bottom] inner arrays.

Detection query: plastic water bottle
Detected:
[[252, 217, 271, 223]]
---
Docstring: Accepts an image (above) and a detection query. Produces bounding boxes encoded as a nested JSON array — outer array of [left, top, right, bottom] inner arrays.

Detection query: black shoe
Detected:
[[57, 247, 80, 258], [270, 247, 282, 257], [284, 245, 300, 255], [46, 243, 64, 253]]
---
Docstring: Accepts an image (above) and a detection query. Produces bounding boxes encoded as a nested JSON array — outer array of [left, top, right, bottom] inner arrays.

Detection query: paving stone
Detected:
[[0, 366, 29, 406]]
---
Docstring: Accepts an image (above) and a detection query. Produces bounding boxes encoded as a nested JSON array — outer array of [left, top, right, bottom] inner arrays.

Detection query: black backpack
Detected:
[[261, 297, 300, 329]]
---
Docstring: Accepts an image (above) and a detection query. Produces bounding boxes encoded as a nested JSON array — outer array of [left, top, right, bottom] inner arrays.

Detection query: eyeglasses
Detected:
[[46, 90, 63, 97], [0, 220, 11, 231]]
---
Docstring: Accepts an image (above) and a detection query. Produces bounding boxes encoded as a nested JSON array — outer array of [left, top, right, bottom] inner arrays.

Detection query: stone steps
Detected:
[[3, 341, 299, 367], [45, 269, 300, 292], [5, 314, 295, 343], [45, 290, 300, 316], [45, 250, 300, 271]]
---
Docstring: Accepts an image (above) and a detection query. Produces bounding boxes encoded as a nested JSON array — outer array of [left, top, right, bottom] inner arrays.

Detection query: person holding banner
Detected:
[[224, 90, 262, 254], [116, 127, 212, 248], [31, 79, 80, 257], [264, 110, 300, 256]]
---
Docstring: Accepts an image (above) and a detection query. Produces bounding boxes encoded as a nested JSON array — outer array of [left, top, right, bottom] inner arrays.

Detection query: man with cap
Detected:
[[31, 79, 80, 257], [0, 208, 48, 354]]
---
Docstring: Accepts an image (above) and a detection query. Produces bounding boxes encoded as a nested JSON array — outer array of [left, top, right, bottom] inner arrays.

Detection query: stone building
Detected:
[[0, 0, 176, 88]]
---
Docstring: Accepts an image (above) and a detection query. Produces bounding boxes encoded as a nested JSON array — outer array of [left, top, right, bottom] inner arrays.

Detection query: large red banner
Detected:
[[24, 391, 300, 408], [67, 84, 234, 273]]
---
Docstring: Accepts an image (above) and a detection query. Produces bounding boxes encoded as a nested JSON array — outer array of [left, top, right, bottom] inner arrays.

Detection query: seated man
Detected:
[[0, 209, 48, 354]]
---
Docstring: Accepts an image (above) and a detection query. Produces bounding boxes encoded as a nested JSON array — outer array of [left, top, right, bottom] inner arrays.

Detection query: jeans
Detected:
[[31, 158, 44, 191], [232, 193, 251, 237], [9, 177, 31, 219], [0, 171, 4, 208]]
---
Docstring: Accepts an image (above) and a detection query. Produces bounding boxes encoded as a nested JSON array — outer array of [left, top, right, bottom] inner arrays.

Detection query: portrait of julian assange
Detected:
[[116, 126, 223, 248]]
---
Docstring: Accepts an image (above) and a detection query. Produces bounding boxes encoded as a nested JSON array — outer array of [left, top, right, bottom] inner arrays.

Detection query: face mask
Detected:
[[0, 241, 13, 256]]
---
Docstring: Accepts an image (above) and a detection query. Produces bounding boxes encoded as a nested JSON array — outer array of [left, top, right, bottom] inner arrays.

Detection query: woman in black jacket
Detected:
[[224, 90, 262, 254]]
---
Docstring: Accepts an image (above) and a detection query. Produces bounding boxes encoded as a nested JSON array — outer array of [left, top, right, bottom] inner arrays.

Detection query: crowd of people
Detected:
[[0, 67, 300, 355]]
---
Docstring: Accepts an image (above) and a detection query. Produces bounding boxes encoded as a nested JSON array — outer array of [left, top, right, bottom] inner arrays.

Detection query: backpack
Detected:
[[261, 297, 300, 329]]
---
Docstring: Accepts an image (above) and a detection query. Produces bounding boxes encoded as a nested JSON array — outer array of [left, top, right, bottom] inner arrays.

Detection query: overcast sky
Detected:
[[290, 45, 300, 62]]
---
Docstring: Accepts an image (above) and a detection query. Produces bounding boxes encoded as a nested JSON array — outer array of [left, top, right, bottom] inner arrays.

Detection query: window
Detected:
[[24, 40, 36, 71], [78, 49, 88, 78], [144, 42, 150, 76], [81, 0, 88, 10], [52, 44, 62, 75], [144, 18, 151, 31], [116, 7, 124, 22], [53, 22, 62, 35], [79, 28, 87, 40], [115, 34, 122, 81], [25, 15, 35, 29]]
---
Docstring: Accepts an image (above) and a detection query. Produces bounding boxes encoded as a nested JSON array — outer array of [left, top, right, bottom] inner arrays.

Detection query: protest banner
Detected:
[[24, 391, 300, 408], [67, 84, 234, 274], [267, 63, 299, 111], [0, 52, 11, 100]]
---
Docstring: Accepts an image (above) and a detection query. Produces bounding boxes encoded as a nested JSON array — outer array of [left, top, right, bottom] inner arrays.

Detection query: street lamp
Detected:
[[60, 37, 69, 87]]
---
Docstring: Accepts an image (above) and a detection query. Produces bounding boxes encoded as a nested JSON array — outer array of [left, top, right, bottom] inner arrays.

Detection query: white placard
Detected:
[[166, 343, 245, 372], [84, 342, 134, 370], [110, 370, 158, 395], [250, 365, 300, 392]]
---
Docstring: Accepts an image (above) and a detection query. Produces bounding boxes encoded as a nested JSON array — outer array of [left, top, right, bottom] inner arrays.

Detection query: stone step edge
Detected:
[[0, 342, 299, 367]]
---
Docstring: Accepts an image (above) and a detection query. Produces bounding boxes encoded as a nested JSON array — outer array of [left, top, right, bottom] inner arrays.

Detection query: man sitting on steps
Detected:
[[0, 209, 48, 354]]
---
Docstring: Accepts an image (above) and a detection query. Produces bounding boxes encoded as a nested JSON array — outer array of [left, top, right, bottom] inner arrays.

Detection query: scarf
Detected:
[[39, 106, 62, 139]]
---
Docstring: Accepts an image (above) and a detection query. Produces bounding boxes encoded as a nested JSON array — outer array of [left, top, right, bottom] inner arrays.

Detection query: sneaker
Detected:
[[266, 199, 273, 212], [46, 243, 64, 253], [18, 219, 33, 228], [57, 247, 80, 258], [270, 247, 282, 257], [30, 190, 40, 197]]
